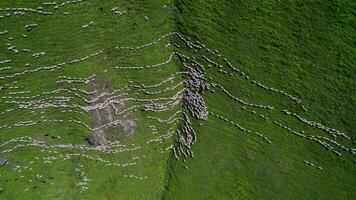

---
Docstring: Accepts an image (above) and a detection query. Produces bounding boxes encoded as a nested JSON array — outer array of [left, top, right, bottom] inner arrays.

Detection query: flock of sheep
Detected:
[[0, 0, 354, 196]]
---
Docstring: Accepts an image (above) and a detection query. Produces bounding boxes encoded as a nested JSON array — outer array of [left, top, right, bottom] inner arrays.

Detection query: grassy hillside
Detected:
[[163, 0, 355, 199], [0, 0, 178, 199], [0, 0, 355, 200]]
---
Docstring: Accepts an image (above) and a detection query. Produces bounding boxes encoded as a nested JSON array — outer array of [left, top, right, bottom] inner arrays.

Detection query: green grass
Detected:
[[0, 0, 355, 199], [0, 0, 178, 199], [162, 0, 355, 199]]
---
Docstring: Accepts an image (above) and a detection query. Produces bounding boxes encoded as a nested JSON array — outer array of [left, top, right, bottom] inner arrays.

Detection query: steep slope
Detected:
[[162, 0, 355, 199], [0, 0, 355, 200]]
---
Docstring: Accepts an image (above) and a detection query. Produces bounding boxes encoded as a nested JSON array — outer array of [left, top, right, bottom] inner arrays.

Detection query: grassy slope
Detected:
[[163, 0, 355, 199], [0, 0, 179, 199], [0, 0, 355, 199]]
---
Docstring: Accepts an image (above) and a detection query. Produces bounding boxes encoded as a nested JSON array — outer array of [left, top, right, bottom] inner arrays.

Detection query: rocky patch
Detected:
[[87, 79, 137, 146]]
